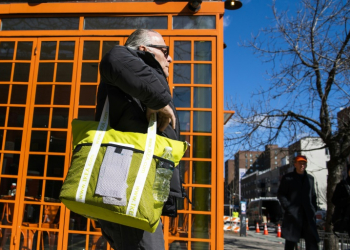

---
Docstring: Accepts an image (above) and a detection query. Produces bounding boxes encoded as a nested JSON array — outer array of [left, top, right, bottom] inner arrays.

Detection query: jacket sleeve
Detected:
[[100, 46, 172, 110], [277, 175, 291, 213]]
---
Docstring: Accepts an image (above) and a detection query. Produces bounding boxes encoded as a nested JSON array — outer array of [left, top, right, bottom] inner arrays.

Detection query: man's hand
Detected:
[[146, 105, 176, 132]]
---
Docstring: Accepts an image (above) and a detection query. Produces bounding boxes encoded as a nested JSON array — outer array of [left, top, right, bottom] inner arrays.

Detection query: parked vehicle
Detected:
[[246, 197, 284, 228], [315, 210, 326, 220], [316, 219, 325, 230], [315, 210, 326, 231]]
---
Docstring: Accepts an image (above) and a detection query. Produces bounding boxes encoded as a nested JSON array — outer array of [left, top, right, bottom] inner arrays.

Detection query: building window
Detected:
[[275, 156, 277, 159], [275, 161, 277, 164], [2, 17, 80, 30], [193, 111, 212, 132], [173, 16, 216, 29], [84, 16, 168, 30]]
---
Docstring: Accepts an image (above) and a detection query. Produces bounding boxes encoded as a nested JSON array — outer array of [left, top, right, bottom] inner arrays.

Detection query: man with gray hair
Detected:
[[94, 29, 180, 249]]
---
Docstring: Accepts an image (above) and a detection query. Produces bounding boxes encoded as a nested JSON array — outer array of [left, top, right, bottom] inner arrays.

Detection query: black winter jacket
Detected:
[[331, 176, 350, 234], [95, 46, 182, 217], [332, 176, 350, 207]]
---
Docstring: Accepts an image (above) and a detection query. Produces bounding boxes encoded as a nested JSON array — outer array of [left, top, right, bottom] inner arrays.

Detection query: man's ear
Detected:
[[138, 45, 147, 51]]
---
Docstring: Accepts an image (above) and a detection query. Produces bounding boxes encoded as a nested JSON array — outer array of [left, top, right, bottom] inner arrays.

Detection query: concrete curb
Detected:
[[224, 231, 285, 244], [224, 231, 285, 249]]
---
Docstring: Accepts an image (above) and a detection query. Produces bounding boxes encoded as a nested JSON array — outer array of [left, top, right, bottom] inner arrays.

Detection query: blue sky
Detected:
[[223, 0, 292, 106], [223, 0, 294, 158]]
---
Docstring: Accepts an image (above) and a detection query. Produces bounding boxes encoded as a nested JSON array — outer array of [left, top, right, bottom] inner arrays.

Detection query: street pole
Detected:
[[240, 200, 247, 237], [229, 190, 232, 229], [232, 193, 247, 236]]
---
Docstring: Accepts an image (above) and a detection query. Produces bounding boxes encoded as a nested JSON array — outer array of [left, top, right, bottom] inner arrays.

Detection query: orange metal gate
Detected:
[[0, 31, 222, 250]]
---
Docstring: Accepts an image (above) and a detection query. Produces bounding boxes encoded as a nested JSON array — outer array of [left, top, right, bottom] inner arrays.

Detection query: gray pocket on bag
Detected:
[[95, 144, 133, 206]]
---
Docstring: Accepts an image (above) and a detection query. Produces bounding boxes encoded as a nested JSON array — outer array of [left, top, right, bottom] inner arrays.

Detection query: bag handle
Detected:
[[126, 107, 157, 217], [75, 97, 111, 203], [75, 96, 157, 219]]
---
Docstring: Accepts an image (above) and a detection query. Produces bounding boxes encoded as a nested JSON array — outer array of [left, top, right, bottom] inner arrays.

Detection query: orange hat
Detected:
[[294, 155, 307, 162]]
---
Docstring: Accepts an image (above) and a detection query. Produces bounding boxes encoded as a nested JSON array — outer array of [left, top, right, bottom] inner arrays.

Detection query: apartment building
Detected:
[[228, 145, 287, 204], [233, 150, 262, 204]]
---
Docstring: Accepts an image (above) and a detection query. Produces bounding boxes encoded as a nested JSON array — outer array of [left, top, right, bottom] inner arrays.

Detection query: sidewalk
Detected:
[[224, 231, 285, 250]]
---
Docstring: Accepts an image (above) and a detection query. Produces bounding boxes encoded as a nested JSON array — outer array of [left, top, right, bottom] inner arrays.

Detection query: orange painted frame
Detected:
[[216, 13, 225, 250], [0, 4, 226, 249]]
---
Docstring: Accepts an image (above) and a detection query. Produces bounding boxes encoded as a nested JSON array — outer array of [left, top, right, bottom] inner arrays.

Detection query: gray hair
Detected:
[[124, 29, 160, 50]]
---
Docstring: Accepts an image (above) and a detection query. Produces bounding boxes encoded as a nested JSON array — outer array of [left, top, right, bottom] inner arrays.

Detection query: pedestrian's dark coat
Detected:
[[332, 176, 350, 207], [331, 176, 350, 234], [277, 169, 320, 243]]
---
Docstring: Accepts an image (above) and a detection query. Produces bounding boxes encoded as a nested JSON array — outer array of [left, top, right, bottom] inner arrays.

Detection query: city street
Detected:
[[224, 229, 285, 250]]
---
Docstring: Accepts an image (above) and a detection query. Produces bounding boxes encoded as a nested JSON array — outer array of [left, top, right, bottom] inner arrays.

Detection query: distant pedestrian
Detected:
[[233, 209, 239, 219], [277, 155, 320, 250], [331, 164, 350, 236]]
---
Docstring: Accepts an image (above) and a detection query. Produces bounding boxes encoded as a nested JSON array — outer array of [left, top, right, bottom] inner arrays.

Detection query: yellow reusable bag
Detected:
[[60, 98, 188, 233]]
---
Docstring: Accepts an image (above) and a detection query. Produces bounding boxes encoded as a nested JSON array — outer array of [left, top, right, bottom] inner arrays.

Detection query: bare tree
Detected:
[[225, 0, 350, 246]]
